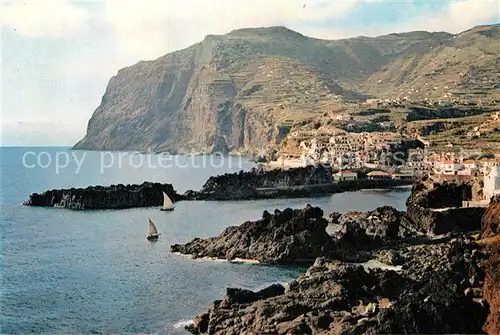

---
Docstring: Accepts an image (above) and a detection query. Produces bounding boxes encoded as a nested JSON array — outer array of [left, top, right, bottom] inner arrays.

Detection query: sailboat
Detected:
[[147, 218, 160, 241], [160, 191, 175, 211]]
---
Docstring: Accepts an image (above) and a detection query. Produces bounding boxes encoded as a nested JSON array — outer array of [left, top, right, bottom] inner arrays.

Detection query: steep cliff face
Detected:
[[75, 48, 199, 150], [74, 24, 499, 153]]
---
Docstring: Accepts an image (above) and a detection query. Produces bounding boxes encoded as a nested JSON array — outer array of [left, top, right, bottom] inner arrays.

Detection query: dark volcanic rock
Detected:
[[372, 272, 488, 334], [371, 236, 488, 334], [186, 236, 489, 335], [406, 205, 485, 235], [333, 206, 418, 250], [407, 180, 472, 209], [183, 165, 333, 200], [171, 206, 335, 264], [180, 181, 493, 334], [481, 236, 500, 335], [406, 181, 484, 234], [481, 195, 500, 238], [24, 182, 181, 210], [183, 166, 413, 201]]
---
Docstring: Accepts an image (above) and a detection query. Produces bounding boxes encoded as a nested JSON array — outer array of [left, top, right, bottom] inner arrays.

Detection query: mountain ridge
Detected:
[[74, 23, 499, 153]]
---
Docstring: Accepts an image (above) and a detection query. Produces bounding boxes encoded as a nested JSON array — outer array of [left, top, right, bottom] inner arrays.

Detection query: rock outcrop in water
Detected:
[[170, 204, 427, 265], [332, 206, 417, 249], [171, 206, 336, 264], [24, 182, 181, 210], [24, 166, 413, 208]]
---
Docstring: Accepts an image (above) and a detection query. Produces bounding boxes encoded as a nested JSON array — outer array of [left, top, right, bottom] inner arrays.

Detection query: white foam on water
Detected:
[[229, 258, 260, 264], [198, 256, 228, 262], [172, 319, 194, 329], [172, 252, 260, 264], [361, 259, 402, 271]]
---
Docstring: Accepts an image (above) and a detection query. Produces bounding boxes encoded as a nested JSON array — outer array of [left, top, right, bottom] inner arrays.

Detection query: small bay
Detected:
[[0, 147, 409, 334]]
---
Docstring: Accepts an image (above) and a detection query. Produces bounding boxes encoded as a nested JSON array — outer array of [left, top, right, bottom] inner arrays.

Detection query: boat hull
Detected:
[[147, 234, 159, 241], [160, 207, 175, 211]]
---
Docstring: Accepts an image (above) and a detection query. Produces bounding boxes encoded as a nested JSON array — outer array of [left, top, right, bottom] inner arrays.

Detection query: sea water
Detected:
[[0, 147, 410, 334]]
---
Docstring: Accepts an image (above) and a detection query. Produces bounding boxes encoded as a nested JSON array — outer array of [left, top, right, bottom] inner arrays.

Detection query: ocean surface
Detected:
[[0, 147, 410, 334]]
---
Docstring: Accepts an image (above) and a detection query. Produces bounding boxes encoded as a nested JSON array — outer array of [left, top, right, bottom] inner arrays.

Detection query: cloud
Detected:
[[103, 0, 498, 60], [1, 0, 89, 39], [425, 0, 499, 33], [302, 0, 500, 40], [104, 0, 359, 59]]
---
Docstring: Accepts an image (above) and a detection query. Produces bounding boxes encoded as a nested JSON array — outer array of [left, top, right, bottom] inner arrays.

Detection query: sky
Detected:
[[1, 0, 499, 146]]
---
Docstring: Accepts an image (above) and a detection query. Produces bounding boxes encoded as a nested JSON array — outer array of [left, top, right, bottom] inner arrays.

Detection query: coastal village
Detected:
[[263, 99, 500, 206]]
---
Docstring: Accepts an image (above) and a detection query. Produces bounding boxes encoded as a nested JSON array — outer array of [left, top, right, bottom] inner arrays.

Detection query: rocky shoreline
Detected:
[[23, 182, 181, 210], [172, 182, 499, 334]]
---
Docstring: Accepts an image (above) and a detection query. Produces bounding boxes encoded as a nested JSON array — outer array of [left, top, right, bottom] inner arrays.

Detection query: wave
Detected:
[[229, 258, 260, 264], [172, 319, 194, 329], [172, 252, 260, 264]]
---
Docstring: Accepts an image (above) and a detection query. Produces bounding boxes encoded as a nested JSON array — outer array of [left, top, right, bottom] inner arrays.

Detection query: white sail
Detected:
[[163, 191, 174, 209], [148, 218, 158, 235]]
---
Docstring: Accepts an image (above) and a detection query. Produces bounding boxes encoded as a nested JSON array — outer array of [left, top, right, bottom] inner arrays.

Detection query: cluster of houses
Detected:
[[365, 148, 500, 202], [363, 96, 499, 109], [332, 170, 407, 181], [266, 128, 500, 202], [272, 128, 401, 170]]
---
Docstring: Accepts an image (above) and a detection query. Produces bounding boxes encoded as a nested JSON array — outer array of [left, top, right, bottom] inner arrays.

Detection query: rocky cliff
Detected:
[[74, 24, 499, 153]]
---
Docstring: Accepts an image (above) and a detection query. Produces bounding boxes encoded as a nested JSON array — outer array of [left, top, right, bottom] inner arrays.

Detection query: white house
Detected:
[[434, 160, 464, 175], [462, 160, 477, 171], [334, 170, 358, 181], [483, 165, 500, 201]]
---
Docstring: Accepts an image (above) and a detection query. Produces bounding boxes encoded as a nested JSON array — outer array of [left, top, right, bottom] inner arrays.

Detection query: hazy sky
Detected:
[[1, 0, 499, 146]]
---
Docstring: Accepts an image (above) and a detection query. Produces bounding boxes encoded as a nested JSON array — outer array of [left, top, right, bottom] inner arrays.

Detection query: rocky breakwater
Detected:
[[183, 165, 413, 201], [183, 165, 333, 200], [24, 182, 181, 210], [406, 178, 485, 235], [182, 205, 490, 334]]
